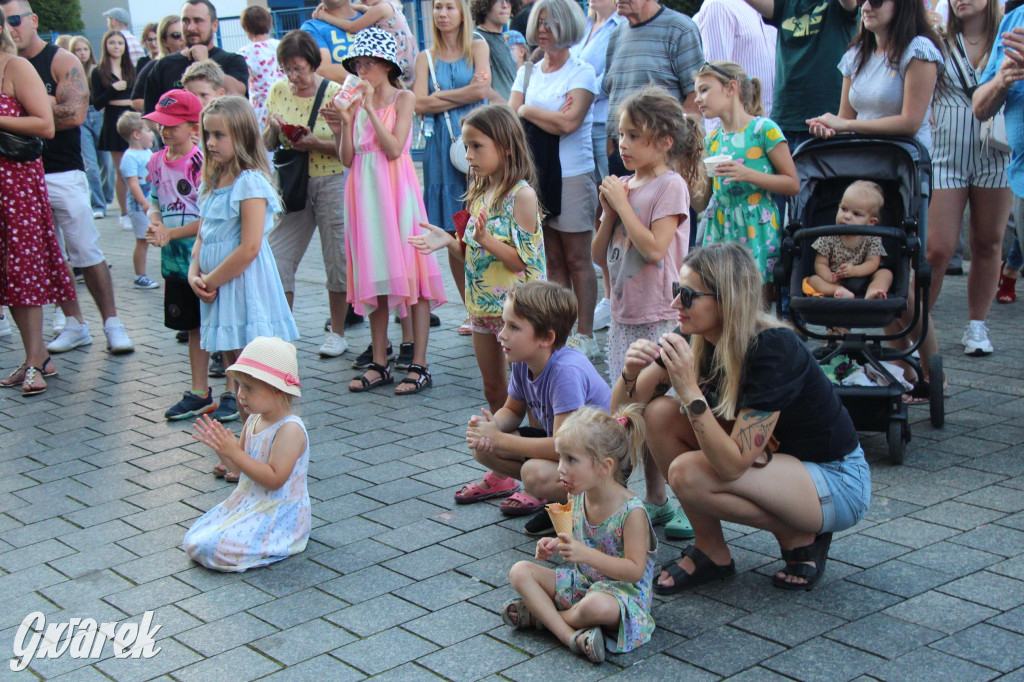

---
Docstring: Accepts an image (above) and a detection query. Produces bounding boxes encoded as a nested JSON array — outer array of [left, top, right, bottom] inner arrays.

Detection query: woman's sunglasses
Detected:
[[856, 0, 887, 8], [166, 31, 183, 40], [6, 12, 32, 27], [672, 282, 716, 309]]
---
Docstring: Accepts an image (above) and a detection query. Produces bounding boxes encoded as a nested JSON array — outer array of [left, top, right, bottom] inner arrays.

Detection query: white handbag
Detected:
[[425, 50, 470, 174], [980, 110, 1010, 154]]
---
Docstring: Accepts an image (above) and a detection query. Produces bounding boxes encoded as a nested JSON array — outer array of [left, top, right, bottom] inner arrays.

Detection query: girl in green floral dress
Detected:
[[695, 61, 800, 285]]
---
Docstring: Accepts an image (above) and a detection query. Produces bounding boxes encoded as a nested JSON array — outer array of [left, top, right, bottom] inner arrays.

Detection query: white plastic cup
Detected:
[[704, 154, 733, 177], [333, 74, 363, 110]]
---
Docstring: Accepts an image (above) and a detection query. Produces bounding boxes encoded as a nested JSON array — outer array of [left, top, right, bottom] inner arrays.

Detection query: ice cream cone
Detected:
[[546, 500, 574, 537]]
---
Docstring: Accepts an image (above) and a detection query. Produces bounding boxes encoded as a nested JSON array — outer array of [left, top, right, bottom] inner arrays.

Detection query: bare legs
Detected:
[[59, 261, 118, 324], [544, 227, 598, 337]]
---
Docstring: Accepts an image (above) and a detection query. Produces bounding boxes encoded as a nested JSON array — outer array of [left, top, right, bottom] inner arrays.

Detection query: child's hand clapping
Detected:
[[535, 536, 558, 561], [147, 222, 171, 247], [466, 408, 499, 449], [192, 413, 239, 459]]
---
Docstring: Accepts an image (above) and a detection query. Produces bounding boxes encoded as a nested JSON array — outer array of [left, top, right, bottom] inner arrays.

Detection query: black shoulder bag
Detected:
[[520, 62, 563, 217], [273, 79, 329, 213]]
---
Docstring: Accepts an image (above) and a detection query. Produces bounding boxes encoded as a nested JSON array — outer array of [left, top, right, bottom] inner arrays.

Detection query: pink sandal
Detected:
[[454, 471, 521, 504], [500, 491, 548, 517]]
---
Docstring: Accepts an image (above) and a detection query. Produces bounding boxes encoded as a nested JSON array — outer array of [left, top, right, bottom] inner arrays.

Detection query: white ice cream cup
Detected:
[[704, 154, 733, 176]]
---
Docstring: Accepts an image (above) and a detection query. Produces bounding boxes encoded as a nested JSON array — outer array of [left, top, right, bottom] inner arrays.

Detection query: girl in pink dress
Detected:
[[326, 28, 445, 395]]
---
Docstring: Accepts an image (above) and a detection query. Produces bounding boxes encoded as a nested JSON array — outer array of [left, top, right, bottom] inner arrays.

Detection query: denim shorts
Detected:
[[803, 445, 871, 533]]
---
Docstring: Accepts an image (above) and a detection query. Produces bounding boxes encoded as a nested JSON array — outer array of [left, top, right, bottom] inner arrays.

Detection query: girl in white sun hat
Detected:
[[183, 336, 311, 571]]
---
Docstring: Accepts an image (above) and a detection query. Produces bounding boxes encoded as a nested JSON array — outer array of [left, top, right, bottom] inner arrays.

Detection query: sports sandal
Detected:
[[500, 491, 548, 516], [2, 357, 58, 388], [455, 471, 521, 504], [567, 627, 606, 664], [349, 362, 393, 393], [654, 545, 736, 595], [500, 598, 542, 630], [772, 532, 833, 591], [395, 363, 432, 395], [21, 367, 47, 396]]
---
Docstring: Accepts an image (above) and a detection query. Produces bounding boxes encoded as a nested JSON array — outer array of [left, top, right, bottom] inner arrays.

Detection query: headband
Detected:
[[233, 357, 302, 387]]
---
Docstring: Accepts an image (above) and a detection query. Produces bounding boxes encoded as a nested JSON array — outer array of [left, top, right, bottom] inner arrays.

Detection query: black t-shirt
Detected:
[[731, 327, 859, 463], [132, 59, 156, 102], [26, 43, 83, 174], [141, 47, 249, 114]]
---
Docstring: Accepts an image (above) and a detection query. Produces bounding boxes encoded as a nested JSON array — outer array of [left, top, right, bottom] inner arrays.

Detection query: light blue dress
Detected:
[[198, 170, 299, 352], [183, 415, 311, 571], [423, 52, 483, 232]]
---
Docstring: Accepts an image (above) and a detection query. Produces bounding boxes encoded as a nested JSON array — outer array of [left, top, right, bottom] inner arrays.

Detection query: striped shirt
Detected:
[[695, 0, 777, 130], [602, 7, 705, 137]]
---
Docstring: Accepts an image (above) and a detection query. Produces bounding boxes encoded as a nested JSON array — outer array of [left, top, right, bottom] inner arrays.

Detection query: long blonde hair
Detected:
[[617, 86, 708, 206], [694, 60, 764, 117], [684, 242, 785, 420], [199, 96, 276, 198], [0, 7, 16, 56], [431, 0, 475, 66], [462, 104, 538, 216], [946, 0, 1002, 73], [69, 35, 97, 74], [554, 404, 647, 485]]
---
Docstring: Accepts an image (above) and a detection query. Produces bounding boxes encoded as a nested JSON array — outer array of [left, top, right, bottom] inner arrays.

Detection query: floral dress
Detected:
[[183, 415, 311, 572], [238, 39, 284, 130], [554, 494, 657, 653], [0, 83, 76, 307], [702, 117, 787, 282], [463, 180, 545, 322]]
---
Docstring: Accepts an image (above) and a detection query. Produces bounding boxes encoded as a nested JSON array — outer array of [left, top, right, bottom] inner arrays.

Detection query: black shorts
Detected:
[[164, 278, 200, 331]]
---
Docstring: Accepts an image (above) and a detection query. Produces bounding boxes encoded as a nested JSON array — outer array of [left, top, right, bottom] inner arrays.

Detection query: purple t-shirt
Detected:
[[508, 346, 612, 435]]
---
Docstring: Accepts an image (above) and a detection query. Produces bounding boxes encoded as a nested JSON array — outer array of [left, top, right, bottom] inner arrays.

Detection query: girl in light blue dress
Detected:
[[188, 97, 298, 379], [185, 337, 310, 571]]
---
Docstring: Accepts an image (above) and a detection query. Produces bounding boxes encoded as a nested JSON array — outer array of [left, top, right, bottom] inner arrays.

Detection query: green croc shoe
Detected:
[[665, 507, 695, 540], [644, 500, 676, 526]]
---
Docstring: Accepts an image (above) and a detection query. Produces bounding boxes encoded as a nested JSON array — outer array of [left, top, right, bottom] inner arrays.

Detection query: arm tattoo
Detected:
[[733, 410, 777, 455], [53, 63, 89, 130]]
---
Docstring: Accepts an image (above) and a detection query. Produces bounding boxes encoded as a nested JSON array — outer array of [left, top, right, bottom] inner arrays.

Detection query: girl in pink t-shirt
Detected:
[[592, 86, 706, 542]]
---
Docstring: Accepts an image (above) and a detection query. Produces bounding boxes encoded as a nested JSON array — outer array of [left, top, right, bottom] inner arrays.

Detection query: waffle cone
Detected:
[[546, 500, 574, 537]]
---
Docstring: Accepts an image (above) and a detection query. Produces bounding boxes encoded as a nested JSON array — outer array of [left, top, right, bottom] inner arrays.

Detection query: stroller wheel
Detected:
[[929, 354, 944, 429], [887, 420, 906, 465]]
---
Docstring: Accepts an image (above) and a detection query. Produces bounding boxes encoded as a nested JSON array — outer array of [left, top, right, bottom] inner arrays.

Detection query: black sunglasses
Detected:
[[6, 12, 32, 27], [672, 282, 716, 309], [856, 0, 886, 7], [167, 31, 183, 40]]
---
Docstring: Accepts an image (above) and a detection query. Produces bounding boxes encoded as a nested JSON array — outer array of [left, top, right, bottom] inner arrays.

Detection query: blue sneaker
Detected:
[[210, 391, 239, 422], [165, 389, 215, 421]]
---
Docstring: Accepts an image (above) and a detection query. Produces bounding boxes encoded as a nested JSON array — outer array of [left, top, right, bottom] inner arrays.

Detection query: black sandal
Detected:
[[653, 544, 735, 595], [349, 362, 393, 393], [395, 363, 432, 395], [772, 532, 833, 591]]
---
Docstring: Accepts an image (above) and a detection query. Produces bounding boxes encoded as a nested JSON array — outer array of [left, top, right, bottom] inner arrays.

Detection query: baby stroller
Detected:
[[775, 135, 944, 464]]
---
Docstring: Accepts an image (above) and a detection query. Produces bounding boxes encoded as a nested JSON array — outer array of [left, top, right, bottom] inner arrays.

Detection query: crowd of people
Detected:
[[2, 0, 1023, 665]]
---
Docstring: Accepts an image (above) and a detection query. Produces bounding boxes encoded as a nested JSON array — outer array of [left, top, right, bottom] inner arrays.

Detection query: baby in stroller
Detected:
[[802, 181, 893, 300]]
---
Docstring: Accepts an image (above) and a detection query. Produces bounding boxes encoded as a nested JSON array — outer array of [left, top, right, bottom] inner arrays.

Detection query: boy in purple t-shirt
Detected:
[[466, 281, 611, 534]]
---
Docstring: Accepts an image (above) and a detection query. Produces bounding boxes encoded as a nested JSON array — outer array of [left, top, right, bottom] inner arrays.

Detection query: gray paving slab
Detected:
[[3, 216, 1024, 680]]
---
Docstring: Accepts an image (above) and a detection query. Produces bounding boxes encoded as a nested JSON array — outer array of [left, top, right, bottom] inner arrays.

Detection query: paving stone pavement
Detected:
[[1, 211, 1023, 681]]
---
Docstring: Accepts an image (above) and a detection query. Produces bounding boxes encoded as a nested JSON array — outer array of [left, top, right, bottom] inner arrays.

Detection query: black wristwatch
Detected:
[[679, 397, 708, 417]]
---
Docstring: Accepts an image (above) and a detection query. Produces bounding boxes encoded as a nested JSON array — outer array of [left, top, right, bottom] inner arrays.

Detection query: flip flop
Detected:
[[499, 491, 547, 517], [454, 472, 521, 504], [20, 367, 47, 396], [2, 357, 57, 388]]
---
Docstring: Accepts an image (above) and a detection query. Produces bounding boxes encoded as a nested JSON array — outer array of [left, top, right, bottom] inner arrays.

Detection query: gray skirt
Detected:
[[546, 172, 598, 233]]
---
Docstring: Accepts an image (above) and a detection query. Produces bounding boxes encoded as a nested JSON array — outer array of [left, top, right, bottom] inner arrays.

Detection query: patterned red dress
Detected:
[[0, 88, 76, 307]]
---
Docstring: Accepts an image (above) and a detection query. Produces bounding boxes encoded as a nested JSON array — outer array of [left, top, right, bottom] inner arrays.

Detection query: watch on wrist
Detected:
[[679, 397, 708, 417]]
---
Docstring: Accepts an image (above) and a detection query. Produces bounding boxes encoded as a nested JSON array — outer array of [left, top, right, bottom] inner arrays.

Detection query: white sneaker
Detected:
[[319, 332, 349, 357], [53, 307, 66, 334], [92, 210, 104, 219], [962, 320, 993, 356], [0, 313, 11, 338], [119, 214, 133, 231], [567, 332, 601, 361], [48, 319, 92, 353], [593, 298, 611, 331], [133, 275, 160, 289], [103, 318, 134, 355]]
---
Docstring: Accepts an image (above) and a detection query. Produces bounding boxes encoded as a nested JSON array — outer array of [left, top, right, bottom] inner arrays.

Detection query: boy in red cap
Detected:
[[143, 89, 232, 426]]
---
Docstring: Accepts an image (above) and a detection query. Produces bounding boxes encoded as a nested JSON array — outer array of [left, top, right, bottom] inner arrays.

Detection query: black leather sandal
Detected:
[[349, 362, 393, 393], [772, 532, 833, 591], [653, 544, 735, 595], [395, 363, 432, 395]]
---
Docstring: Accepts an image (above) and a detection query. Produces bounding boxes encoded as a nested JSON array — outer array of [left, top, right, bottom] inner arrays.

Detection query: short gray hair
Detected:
[[526, 0, 585, 50]]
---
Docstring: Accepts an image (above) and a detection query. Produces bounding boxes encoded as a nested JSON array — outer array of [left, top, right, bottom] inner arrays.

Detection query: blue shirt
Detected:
[[507, 346, 611, 436], [979, 5, 1024, 194], [119, 148, 152, 213], [569, 13, 627, 128], [301, 16, 363, 64]]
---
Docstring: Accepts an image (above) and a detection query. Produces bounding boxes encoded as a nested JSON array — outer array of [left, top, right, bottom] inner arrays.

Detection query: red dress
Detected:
[[0, 91, 76, 307]]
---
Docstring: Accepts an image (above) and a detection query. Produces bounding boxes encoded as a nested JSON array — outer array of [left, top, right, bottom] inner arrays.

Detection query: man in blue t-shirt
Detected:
[[463, 282, 611, 534], [300, 0, 363, 83], [974, 5, 1024, 250]]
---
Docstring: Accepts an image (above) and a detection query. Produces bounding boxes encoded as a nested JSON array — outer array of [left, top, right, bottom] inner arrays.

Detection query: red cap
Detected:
[[143, 89, 202, 126]]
